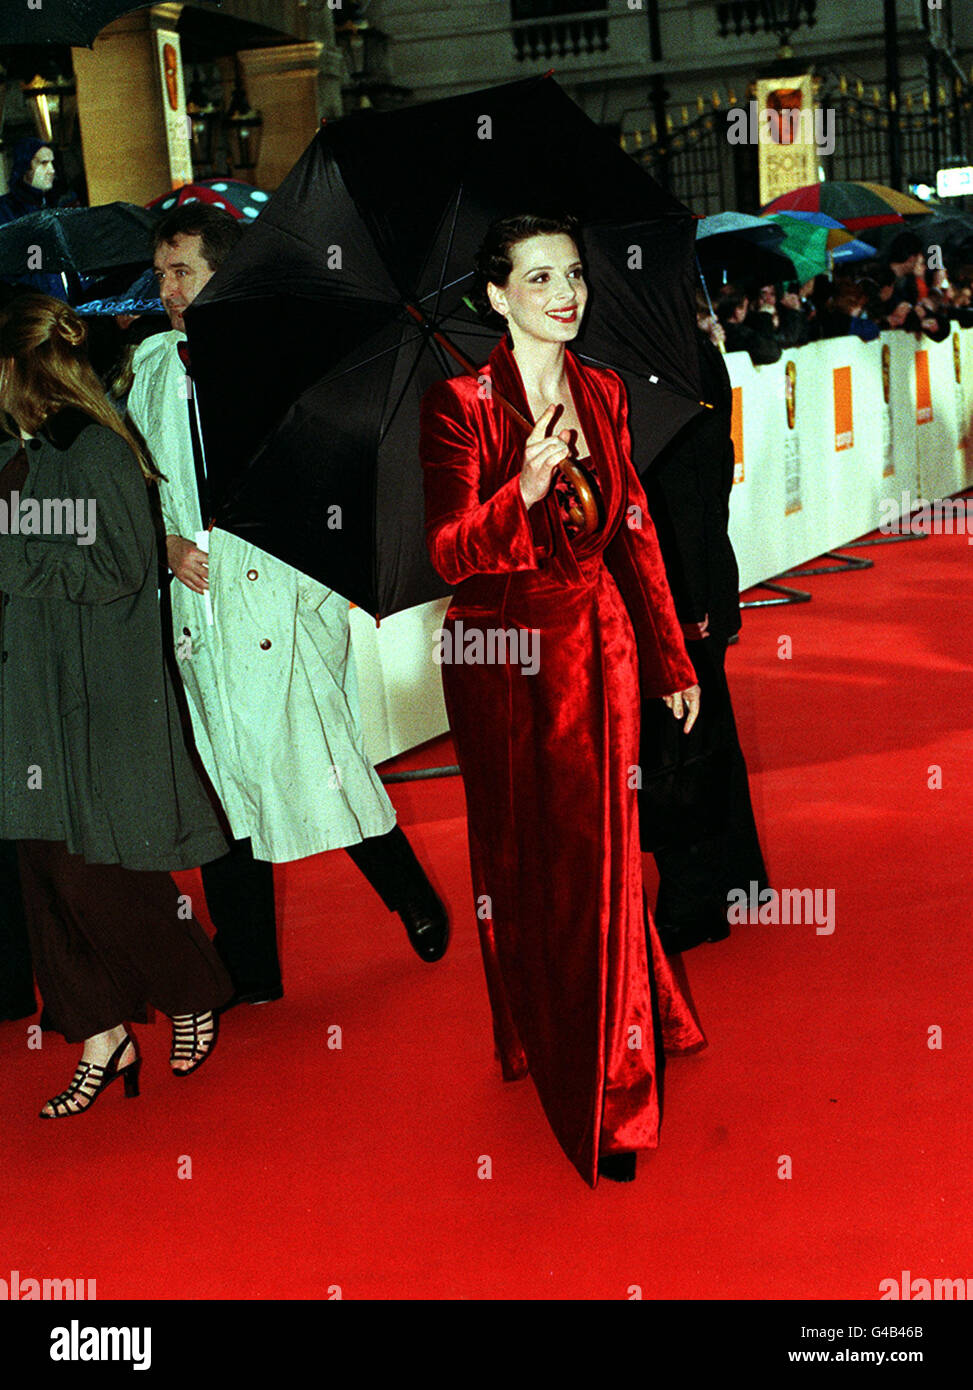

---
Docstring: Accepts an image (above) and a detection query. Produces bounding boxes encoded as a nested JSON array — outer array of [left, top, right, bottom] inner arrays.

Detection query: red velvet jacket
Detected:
[[420, 338, 695, 700]]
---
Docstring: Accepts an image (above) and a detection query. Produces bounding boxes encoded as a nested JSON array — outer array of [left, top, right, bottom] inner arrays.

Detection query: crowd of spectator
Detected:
[[698, 231, 973, 360]]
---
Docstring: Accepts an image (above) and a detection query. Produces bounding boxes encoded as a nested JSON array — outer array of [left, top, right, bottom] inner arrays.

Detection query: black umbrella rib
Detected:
[[415, 270, 476, 309], [429, 183, 465, 326], [310, 327, 432, 388], [308, 311, 493, 392], [575, 352, 700, 404], [53, 216, 73, 276], [375, 330, 454, 451]]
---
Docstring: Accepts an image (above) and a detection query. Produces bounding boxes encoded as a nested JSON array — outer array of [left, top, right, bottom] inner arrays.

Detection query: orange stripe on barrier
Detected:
[[833, 365, 854, 452], [731, 385, 744, 483], [916, 349, 932, 424]]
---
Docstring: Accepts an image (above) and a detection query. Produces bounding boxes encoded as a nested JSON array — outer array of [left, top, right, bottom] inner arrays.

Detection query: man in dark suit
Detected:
[[638, 326, 768, 953]]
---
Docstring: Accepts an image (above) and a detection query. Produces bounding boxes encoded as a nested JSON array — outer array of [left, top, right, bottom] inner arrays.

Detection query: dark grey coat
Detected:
[[0, 409, 227, 870]]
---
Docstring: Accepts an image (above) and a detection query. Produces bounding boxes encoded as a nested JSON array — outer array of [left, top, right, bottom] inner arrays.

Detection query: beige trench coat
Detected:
[[128, 330, 396, 863]]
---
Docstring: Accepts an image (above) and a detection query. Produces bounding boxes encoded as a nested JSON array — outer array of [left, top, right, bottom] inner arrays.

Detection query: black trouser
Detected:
[[200, 824, 436, 994], [646, 636, 768, 946], [0, 838, 37, 1019], [18, 840, 232, 1043]]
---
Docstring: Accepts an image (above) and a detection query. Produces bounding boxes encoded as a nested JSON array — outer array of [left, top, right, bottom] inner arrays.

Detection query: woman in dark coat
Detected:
[[639, 326, 769, 951], [0, 294, 232, 1117], [420, 215, 705, 1186]]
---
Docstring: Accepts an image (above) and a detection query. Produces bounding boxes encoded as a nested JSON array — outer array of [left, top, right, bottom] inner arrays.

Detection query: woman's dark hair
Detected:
[[715, 289, 748, 324], [472, 213, 581, 325]]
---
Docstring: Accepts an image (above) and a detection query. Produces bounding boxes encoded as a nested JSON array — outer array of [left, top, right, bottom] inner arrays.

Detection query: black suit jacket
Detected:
[[639, 331, 742, 643]]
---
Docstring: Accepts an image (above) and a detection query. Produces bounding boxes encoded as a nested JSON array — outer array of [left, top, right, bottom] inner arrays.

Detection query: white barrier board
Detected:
[[352, 328, 973, 760]]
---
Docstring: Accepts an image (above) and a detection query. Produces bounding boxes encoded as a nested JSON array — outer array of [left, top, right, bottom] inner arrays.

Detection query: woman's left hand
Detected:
[[663, 683, 701, 734]]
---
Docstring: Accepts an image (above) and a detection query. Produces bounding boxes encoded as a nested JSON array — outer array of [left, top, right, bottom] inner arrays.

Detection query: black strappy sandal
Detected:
[[39, 1034, 140, 1118], [169, 1011, 218, 1077]]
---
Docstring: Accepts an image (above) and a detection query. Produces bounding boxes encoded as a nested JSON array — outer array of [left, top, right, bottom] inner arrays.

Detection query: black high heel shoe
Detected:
[[170, 1010, 218, 1077], [597, 1152, 637, 1183], [39, 1034, 140, 1118]]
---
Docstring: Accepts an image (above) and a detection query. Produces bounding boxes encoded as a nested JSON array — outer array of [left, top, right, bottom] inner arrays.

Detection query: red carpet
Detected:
[[2, 524, 971, 1301]]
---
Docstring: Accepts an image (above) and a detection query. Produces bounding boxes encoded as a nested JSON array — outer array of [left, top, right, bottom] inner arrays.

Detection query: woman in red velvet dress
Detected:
[[419, 214, 706, 1186]]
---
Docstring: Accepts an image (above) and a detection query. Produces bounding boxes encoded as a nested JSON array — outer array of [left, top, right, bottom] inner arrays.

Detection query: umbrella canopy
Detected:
[[696, 214, 796, 289], [76, 267, 164, 317], [0, 0, 221, 46], [147, 180, 272, 223], [186, 75, 704, 618], [697, 211, 785, 243], [761, 181, 931, 231], [0, 203, 159, 280], [854, 210, 973, 264], [762, 211, 877, 282]]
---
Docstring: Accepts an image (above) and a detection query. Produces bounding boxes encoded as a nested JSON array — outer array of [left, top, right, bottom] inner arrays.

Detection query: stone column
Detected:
[[72, 3, 193, 206], [235, 41, 344, 190]]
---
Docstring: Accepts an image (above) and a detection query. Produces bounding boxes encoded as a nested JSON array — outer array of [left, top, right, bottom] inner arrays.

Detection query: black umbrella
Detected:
[[0, 0, 220, 46], [186, 75, 704, 618], [0, 203, 159, 280], [856, 211, 973, 267], [695, 214, 798, 290]]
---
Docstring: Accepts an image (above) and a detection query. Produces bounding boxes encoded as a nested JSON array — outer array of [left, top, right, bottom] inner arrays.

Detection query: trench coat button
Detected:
[[259, 638, 272, 650], [247, 568, 258, 580], [182, 627, 191, 636], [1, 652, 7, 662], [28, 439, 42, 451]]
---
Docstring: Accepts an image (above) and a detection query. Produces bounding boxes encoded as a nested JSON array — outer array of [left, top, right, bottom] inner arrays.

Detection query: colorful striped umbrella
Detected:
[[763, 211, 877, 281], [761, 181, 931, 232]]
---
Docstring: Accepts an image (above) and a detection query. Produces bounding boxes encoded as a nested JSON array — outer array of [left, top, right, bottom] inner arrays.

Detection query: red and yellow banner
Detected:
[[756, 75, 819, 207], [731, 386, 744, 483], [833, 366, 853, 451]]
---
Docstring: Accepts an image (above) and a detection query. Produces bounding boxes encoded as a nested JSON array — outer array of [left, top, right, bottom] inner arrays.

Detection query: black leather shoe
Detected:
[[397, 895, 450, 963], [598, 1152, 637, 1182], [0, 997, 38, 1022], [658, 921, 730, 955], [220, 984, 283, 1012]]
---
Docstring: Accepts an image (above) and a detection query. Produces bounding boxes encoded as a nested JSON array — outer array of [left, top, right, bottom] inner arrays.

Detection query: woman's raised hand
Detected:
[[519, 403, 573, 509]]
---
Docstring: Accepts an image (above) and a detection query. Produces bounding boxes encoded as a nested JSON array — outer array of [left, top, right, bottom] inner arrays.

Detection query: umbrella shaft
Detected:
[[405, 302, 531, 430]]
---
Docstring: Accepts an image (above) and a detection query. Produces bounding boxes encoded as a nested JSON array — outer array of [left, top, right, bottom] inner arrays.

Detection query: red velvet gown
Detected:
[[420, 339, 706, 1185]]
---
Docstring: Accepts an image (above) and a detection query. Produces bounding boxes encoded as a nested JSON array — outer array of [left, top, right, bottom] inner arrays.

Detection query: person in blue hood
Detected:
[[0, 137, 69, 299]]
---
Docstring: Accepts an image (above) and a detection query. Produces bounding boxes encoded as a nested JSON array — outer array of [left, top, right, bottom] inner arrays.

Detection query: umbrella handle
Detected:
[[406, 303, 600, 537]]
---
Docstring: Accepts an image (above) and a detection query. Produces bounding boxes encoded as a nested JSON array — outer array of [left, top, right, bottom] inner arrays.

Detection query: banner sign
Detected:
[[756, 75, 819, 207], [155, 29, 193, 190]]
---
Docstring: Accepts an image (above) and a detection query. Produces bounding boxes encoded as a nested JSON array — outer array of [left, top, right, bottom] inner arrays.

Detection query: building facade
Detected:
[[1, 1, 972, 213], [375, 0, 973, 212], [1, 0, 349, 203]]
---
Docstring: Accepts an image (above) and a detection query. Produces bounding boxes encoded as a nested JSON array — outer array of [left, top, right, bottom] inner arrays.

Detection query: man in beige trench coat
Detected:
[[128, 205, 449, 1006]]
